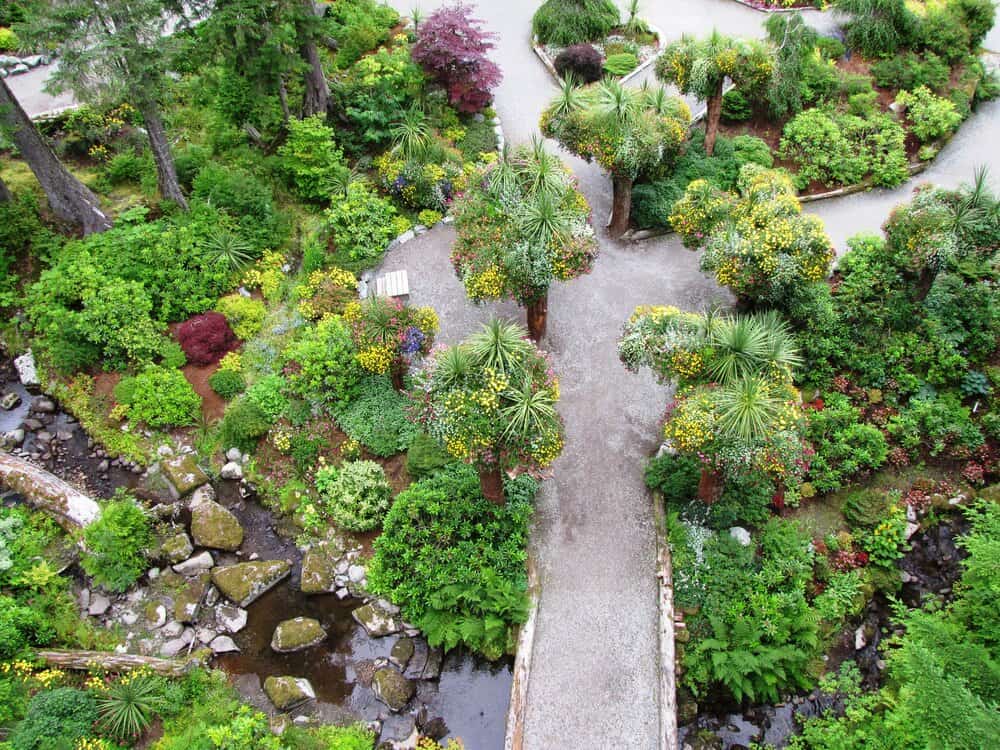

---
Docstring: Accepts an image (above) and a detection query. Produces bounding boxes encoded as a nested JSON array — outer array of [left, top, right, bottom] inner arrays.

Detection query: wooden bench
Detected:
[[375, 270, 410, 298]]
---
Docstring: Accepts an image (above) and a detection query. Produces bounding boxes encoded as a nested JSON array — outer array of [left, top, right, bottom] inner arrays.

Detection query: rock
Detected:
[[226, 447, 243, 463], [729, 526, 752, 546], [146, 603, 167, 629], [348, 564, 366, 583], [161, 620, 184, 638], [31, 397, 56, 413], [352, 602, 403, 637], [36, 431, 53, 444], [220, 461, 243, 480], [300, 539, 346, 594], [211, 560, 291, 607], [905, 522, 920, 540], [9, 63, 28, 76], [216, 604, 248, 634], [854, 625, 868, 651], [161, 637, 189, 657], [422, 647, 443, 680], [335, 588, 350, 600], [209, 635, 240, 653], [196, 627, 218, 644], [97, 459, 110, 473], [1, 391, 22, 410], [204, 585, 219, 607], [271, 617, 327, 653], [390, 637, 414, 670], [121, 610, 139, 626], [191, 501, 243, 551], [56, 430, 73, 442], [1, 429, 24, 448], [21, 55, 43, 68], [88, 593, 111, 616], [373, 667, 414, 712], [22, 418, 42, 432], [978, 483, 1000, 503], [420, 717, 448, 741], [14, 351, 39, 388], [161, 454, 210, 499], [172, 550, 214, 576], [173, 572, 209, 623], [162, 532, 195, 564], [264, 676, 315, 711], [189, 484, 216, 508]]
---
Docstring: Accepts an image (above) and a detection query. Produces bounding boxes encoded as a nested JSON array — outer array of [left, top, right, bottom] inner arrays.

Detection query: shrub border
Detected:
[[531, 23, 664, 88]]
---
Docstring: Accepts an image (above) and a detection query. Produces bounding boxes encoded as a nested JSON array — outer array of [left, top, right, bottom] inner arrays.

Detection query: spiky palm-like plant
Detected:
[[715, 375, 784, 442], [707, 312, 802, 384], [468, 319, 534, 375], [391, 108, 432, 161], [97, 673, 166, 741], [202, 229, 256, 272]]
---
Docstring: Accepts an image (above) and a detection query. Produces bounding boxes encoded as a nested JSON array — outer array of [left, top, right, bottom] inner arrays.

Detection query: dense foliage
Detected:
[[532, 0, 620, 46], [81, 493, 154, 593]]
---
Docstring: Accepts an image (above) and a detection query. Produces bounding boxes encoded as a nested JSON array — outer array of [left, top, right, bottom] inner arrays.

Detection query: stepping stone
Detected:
[[271, 617, 327, 653], [373, 667, 414, 712], [352, 601, 402, 637], [264, 676, 315, 711], [191, 501, 243, 551], [161, 454, 209, 500], [211, 560, 290, 607]]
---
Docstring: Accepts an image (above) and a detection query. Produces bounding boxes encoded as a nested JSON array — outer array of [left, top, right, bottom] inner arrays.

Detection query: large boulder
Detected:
[[211, 560, 290, 607], [271, 617, 327, 653], [372, 667, 414, 712], [299, 538, 346, 595], [174, 572, 210, 623], [264, 676, 315, 711], [352, 601, 403, 637], [191, 500, 243, 551], [161, 454, 210, 500], [161, 532, 194, 563]]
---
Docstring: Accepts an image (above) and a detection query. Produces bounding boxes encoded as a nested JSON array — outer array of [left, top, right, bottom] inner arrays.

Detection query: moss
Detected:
[[263, 676, 315, 711], [160, 454, 209, 499], [211, 560, 290, 606], [270, 617, 326, 652], [190, 501, 243, 551]]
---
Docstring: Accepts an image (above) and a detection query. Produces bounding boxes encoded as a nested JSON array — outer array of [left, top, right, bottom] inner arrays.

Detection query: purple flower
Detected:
[[400, 326, 426, 355]]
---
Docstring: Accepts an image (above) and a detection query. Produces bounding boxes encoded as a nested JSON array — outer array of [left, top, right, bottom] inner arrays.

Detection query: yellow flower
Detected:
[[356, 345, 395, 374]]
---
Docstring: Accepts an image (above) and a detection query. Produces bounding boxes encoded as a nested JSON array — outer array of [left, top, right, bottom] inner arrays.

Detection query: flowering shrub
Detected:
[[282, 315, 363, 410], [295, 267, 357, 320], [241, 250, 286, 301], [314, 460, 392, 532], [343, 296, 438, 377], [374, 151, 474, 210], [670, 165, 834, 306], [857, 498, 909, 566], [411, 3, 502, 113], [215, 295, 266, 340], [177, 311, 239, 366]]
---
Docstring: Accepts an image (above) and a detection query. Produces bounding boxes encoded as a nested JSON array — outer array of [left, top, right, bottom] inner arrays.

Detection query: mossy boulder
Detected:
[[390, 636, 414, 670], [263, 676, 315, 711], [299, 538, 346, 595], [160, 531, 193, 563], [211, 560, 290, 607], [191, 500, 243, 551], [351, 601, 402, 637], [372, 667, 414, 711], [271, 617, 327, 653], [978, 483, 1000, 503], [161, 454, 209, 499], [174, 572, 210, 623]]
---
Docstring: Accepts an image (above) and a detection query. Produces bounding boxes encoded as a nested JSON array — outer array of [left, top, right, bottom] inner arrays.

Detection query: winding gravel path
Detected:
[[11, 1, 1000, 746]]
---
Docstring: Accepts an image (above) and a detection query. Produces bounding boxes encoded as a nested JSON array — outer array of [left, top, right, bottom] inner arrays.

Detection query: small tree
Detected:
[[411, 2, 502, 113], [655, 31, 772, 156], [765, 12, 817, 120], [23, 0, 189, 207], [451, 140, 598, 340], [344, 295, 438, 390], [542, 79, 689, 236], [0, 77, 110, 234], [413, 319, 564, 503], [834, 0, 916, 57], [669, 165, 834, 308]]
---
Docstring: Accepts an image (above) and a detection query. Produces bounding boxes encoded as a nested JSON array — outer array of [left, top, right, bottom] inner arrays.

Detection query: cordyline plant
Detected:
[[451, 138, 598, 340], [541, 79, 690, 236], [343, 296, 439, 390], [412, 319, 564, 503], [411, 2, 502, 113]]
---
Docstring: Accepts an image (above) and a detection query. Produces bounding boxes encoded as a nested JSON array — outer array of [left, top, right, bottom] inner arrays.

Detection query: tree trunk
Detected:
[[478, 465, 505, 505], [526, 292, 548, 342], [0, 451, 100, 530], [37, 650, 206, 677], [704, 86, 723, 157], [300, 41, 330, 118], [0, 77, 111, 234], [137, 97, 188, 209], [0, 173, 10, 202], [391, 360, 406, 391], [608, 173, 633, 237], [697, 467, 723, 504]]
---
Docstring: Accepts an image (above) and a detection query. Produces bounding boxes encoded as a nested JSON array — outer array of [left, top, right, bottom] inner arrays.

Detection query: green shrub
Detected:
[[208, 368, 246, 400], [82, 493, 154, 593], [282, 723, 377, 750], [805, 393, 888, 492], [244, 374, 288, 421], [214, 294, 266, 340], [218, 398, 272, 453], [417, 209, 443, 227], [314, 460, 392, 532], [192, 163, 274, 219], [644, 454, 700, 506], [327, 0, 399, 69], [277, 116, 348, 202], [104, 150, 153, 185], [114, 365, 201, 428], [532, 0, 620, 46], [369, 465, 536, 659], [0, 26, 19, 50], [870, 51, 950, 92], [335, 377, 418, 457], [173, 144, 211, 190], [456, 117, 499, 160], [603, 52, 638, 76], [406, 433, 453, 479], [721, 89, 753, 122], [836, 0, 917, 57], [282, 315, 363, 411], [842, 487, 892, 529], [916, 0, 971, 62], [847, 90, 879, 117], [323, 183, 399, 269], [887, 393, 983, 458], [895, 85, 963, 142], [815, 35, 846, 60], [10, 688, 98, 750], [0, 595, 55, 659]]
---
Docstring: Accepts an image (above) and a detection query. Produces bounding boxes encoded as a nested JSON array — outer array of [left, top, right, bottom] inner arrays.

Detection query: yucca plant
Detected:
[[202, 229, 255, 272], [715, 375, 784, 442], [501, 378, 560, 442], [468, 319, 534, 375], [97, 673, 166, 741], [390, 108, 432, 161]]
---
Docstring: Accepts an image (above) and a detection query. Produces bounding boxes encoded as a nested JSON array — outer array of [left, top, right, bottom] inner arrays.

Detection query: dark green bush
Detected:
[[209, 368, 246, 400], [816, 35, 846, 60], [81, 492, 154, 593], [644, 453, 700, 506], [871, 51, 950, 92], [0, 596, 55, 659], [806, 393, 889, 493], [368, 465, 536, 659], [532, 0, 621, 46], [173, 144, 212, 190], [282, 316, 363, 411], [406, 433, 454, 479], [842, 488, 892, 529], [114, 365, 201, 428], [335, 377, 419, 457], [721, 89, 753, 122], [836, 0, 917, 57], [326, 0, 399, 69], [10, 688, 98, 750], [218, 398, 272, 453], [916, 1, 971, 62], [192, 162, 283, 250]]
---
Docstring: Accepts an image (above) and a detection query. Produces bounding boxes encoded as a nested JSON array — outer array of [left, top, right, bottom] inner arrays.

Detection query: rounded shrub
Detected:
[[113, 365, 201, 428], [315, 460, 392, 532], [177, 311, 239, 366], [0, 27, 20, 52], [218, 398, 272, 453], [532, 0, 620, 46], [603, 51, 638, 76], [10, 688, 98, 750], [208, 368, 246, 400], [554, 44, 605, 83], [81, 492, 154, 593]]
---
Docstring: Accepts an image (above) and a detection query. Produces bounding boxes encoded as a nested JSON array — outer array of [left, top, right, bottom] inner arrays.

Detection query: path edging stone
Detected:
[[503, 556, 540, 750], [652, 490, 679, 750]]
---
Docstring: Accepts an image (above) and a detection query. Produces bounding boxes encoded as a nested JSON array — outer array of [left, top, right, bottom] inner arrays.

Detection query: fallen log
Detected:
[[36, 649, 207, 677], [0, 451, 100, 530]]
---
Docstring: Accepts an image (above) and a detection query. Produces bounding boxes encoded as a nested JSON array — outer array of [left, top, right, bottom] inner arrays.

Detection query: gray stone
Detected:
[[211, 560, 291, 607], [264, 676, 315, 711], [162, 532, 195, 564], [88, 593, 111, 616], [161, 637, 189, 657], [196, 627, 218, 644], [372, 667, 414, 712], [1, 429, 24, 447], [390, 637, 414, 670], [121, 610, 139, 626], [226, 447, 243, 463], [189, 484, 216, 508], [348, 564, 366, 583], [220, 461, 243, 480], [191, 501, 243, 551], [204, 585, 219, 607], [161, 454, 210, 499], [216, 604, 248, 634], [146, 604, 167, 629], [729, 527, 752, 546], [31, 397, 56, 413], [36, 431, 52, 444], [422, 647, 443, 680], [161, 620, 184, 638], [9, 63, 27, 75], [209, 635, 240, 653], [174, 572, 209, 623], [271, 617, 327, 652], [172, 550, 214, 576], [1, 391, 22, 410], [351, 602, 402, 637], [300, 538, 346, 594], [21, 55, 43, 68]]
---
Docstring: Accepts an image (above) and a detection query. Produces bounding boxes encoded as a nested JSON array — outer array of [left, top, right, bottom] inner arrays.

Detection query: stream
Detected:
[[0, 358, 513, 748]]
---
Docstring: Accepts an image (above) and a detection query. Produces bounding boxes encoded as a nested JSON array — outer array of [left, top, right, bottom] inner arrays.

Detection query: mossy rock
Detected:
[[300, 538, 345, 595], [263, 676, 315, 711], [161, 454, 209, 499], [211, 560, 290, 607], [174, 572, 210, 623], [271, 617, 327, 653], [160, 531, 193, 563], [372, 667, 414, 711], [190, 500, 244, 551], [351, 602, 402, 637], [978, 483, 1000, 503], [390, 636, 414, 670]]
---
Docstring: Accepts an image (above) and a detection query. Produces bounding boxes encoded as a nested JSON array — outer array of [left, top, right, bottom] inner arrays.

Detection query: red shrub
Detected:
[[177, 312, 238, 366], [555, 44, 604, 83]]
